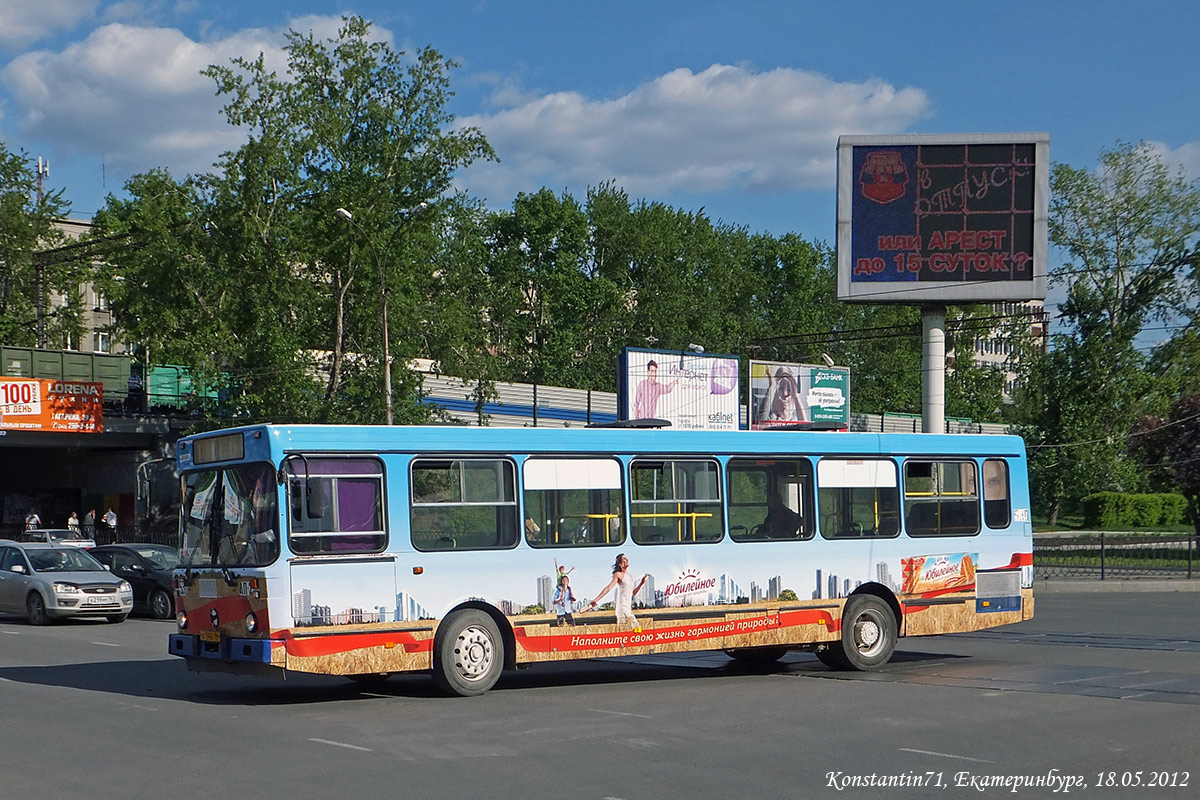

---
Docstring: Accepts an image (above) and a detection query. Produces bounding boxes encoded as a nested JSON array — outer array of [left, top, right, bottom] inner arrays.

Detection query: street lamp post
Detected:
[[335, 203, 428, 425]]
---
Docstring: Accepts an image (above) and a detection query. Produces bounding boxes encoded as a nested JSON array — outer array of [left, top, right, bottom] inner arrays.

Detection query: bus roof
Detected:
[[177, 423, 1026, 470]]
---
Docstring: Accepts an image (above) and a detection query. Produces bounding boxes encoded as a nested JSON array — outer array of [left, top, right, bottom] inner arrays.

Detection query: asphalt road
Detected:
[[1, 589, 1197, 800]]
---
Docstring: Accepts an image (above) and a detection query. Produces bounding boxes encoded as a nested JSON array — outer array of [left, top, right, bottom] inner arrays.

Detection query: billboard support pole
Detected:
[[922, 306, 946, 433]]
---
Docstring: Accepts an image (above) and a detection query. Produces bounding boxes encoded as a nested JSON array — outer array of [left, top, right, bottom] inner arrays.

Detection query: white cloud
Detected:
[[1153, 140, 1200, 181], [457, 64, 932, 204], [0, 0, 98, 50], [0, 15, 377, 183]]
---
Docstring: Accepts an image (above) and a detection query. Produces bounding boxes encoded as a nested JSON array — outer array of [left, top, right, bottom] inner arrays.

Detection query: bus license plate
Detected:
[[199, 630, 220, 642]]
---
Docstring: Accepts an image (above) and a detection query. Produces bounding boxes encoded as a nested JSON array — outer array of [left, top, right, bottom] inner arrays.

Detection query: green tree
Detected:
[[1015, 142, 1200, 521], [1128, 394, 1200, 536], [0, 141, 81, 348], [94, 16, 493, 423]]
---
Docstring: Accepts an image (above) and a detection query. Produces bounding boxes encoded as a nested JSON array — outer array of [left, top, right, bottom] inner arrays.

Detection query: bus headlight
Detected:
[[178, 611, 188, 630], [245, 612, 258, 633]]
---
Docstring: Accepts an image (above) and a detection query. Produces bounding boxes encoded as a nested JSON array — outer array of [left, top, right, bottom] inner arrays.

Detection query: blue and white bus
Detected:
[[167, 423, 1034, 695]]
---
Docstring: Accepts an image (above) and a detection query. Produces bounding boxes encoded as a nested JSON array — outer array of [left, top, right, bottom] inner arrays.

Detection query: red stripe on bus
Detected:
[[275, 629, 432, 658], [515, 609, 836, 653]]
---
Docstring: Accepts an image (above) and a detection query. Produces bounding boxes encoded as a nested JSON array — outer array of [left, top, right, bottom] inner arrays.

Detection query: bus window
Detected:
[[411, 458, 518, 551], [816, 458, 900, 539], [522, 458, 624, 547], [983, 459, 1011, 529], [903, 460, 981, 537], [287, 458, 385, 555], [726, 458, 814, 541], [630, 459, 723, 544]]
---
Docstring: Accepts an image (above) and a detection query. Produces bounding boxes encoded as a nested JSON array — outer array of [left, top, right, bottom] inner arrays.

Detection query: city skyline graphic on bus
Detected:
[[278, 550, 981, 627]]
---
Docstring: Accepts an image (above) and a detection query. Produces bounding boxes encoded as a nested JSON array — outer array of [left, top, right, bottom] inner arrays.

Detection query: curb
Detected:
[[1036, 580, 1200, 593]]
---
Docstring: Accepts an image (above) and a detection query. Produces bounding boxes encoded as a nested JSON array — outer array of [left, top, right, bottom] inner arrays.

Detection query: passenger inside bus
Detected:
[[763, 491, 802, 538]]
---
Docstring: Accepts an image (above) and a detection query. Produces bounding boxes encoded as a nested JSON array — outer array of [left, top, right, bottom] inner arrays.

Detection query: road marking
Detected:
[[588, 708, 652, 719], [91, 641, 121, 647], [310, 738, 372, 752], [899, 748, 993, 763]]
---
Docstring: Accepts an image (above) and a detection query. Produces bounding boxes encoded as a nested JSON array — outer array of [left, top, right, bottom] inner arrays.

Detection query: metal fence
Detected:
[[1034, 532, 1199, 580], [0, 524, 177, 548]]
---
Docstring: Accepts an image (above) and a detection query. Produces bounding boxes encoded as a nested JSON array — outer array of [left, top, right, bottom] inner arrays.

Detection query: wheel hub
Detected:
[[454, 626, 494, 680]]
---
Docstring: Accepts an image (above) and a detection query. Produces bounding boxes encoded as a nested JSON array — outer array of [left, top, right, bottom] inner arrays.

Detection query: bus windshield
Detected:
[[179, 463, 278, 567]]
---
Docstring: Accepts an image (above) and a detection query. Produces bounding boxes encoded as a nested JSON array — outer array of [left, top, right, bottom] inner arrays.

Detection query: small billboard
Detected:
[[618, 348, 739, 431], [0, 376, 104, 432], [836, 133, 1048, 304], [748, 361, 850, 430]]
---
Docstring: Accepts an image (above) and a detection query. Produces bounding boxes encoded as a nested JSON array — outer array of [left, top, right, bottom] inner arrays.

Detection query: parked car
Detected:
[[20, 528, 97, 549], [0, 541, 133, 624], [88, 543, 179, 620]]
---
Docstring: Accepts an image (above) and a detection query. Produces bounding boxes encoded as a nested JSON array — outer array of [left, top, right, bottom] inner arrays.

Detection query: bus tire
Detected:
[[815, 643, 850, 669], [725, 646, 788, 664], [433, 610, 504, 697], [838, 594, 896, 670]]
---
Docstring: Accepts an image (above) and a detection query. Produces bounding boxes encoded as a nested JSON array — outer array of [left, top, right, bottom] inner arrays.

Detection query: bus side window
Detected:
[[630, 459, 723, 545], [286, 459, 385, 555], [726, 458, 813, 542], [904, 460, 981, 537], [522, 458, 625, 549], [411, 458, 518, 552], [816, 459, 900, 539]]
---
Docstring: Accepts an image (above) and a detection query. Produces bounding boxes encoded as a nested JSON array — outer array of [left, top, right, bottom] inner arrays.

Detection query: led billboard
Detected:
[[836, 133, 1048, 303]]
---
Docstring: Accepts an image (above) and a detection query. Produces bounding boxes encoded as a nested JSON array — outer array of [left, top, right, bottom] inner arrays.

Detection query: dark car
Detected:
[[88, 543, 179, 620]]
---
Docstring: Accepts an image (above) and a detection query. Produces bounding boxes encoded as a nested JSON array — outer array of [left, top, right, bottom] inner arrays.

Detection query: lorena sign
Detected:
[[0, 376, 104, 432]]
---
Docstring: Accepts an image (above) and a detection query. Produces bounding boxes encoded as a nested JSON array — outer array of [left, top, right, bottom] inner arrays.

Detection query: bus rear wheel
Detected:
[[433, 610, 504, 697], [837, 594, 896, 670]]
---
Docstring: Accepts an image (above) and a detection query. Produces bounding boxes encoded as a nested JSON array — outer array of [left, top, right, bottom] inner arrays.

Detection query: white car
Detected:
[[0, 542, 133, 624], [20, 528, 97, 549]]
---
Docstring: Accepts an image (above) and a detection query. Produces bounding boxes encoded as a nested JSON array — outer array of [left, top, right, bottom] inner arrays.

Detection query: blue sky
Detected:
[[2, 0, 1198, 248]]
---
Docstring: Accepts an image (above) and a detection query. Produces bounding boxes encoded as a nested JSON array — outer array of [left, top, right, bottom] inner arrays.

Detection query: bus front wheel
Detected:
[[837, 594, 896, 670], [433, 610, 504, 697]]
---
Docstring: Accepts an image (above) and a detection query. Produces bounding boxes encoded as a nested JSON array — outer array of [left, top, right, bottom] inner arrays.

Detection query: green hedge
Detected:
[[1081, 491, 1189, 528]]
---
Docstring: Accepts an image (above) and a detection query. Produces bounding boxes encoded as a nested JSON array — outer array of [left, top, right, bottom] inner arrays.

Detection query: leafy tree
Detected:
[[1128, 394, 1200, 536], [0, 141, 81, 348], [1015, 141, 1200, 520], [93, 16, 493, 424]]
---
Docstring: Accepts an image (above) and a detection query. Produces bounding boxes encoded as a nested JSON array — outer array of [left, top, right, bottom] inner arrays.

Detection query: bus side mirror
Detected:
[[306, 483, 326, 520]]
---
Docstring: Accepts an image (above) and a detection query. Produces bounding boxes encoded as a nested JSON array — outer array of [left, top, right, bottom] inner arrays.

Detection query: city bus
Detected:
[[167, 423, 1034, 696]]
